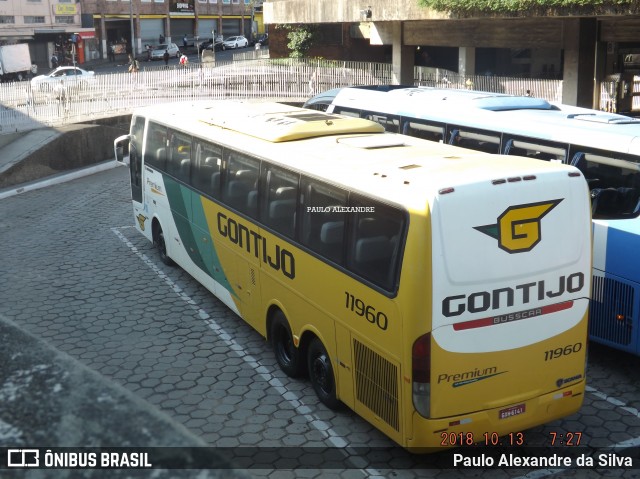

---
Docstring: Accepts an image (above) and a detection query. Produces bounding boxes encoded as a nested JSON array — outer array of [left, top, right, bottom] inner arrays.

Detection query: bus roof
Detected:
[[197, 100, 384, 142], [329, 87, 640, 155], [134, 100, 583, 210]]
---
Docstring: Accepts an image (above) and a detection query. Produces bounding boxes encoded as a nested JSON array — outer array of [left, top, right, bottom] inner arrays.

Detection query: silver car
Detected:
[[151, 43, 181, 60], [30, 66, 96, 91], [222, 36, 249, 50]]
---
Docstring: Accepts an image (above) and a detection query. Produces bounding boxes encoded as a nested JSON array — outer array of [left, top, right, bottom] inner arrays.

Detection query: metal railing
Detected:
[[0, 57, 563, 135]]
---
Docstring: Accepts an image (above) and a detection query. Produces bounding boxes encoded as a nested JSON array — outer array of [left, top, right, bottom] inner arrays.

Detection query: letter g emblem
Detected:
[[474, 200, 562, 254]]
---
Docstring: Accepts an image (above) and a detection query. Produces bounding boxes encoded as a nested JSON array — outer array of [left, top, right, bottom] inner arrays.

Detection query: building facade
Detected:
[[0, 0, 92, 71], [79, 0, 264, 61]]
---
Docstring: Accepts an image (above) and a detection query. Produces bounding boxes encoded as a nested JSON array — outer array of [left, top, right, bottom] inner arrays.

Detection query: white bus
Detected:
[[312, 85, 640, 355], [115, 100, 591, 449]]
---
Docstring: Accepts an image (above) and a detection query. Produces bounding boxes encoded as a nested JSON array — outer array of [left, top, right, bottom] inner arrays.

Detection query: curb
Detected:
[[0, 159, 121, 200]]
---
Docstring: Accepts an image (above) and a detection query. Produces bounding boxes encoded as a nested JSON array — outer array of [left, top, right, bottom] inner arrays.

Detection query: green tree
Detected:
[[286, 24, 316, 58], [417, 0, 638, 16]]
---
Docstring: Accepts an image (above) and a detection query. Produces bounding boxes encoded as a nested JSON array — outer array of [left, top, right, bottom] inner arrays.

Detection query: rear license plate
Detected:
[[499, 403, 526, 419]]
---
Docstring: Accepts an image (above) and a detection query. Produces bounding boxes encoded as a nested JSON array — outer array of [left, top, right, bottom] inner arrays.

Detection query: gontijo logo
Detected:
[[474, 200, 563, 253]]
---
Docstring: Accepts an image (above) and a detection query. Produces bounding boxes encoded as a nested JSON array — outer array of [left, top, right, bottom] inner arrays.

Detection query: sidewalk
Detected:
[[0, 313, 248, 478]]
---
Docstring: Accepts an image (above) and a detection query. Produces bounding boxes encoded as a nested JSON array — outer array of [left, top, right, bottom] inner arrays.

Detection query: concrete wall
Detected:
[[0, 115, 130, 189], [264, 0, 449, 24]]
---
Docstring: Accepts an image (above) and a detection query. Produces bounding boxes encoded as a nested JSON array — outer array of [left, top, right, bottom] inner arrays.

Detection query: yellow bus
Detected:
[[114, 100, 592, 449]]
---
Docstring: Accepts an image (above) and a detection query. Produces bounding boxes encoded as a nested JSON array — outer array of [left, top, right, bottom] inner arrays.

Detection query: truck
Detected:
[[0, 44, 33, 82]]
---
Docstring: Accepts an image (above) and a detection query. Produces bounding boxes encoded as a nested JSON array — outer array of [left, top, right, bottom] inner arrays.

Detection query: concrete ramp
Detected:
[[0, 116, 130, 189]]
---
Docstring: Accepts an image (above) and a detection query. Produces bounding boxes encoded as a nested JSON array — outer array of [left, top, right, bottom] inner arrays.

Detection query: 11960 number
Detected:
[[345, 291, 388, 330], [544, 342, 582, 361]]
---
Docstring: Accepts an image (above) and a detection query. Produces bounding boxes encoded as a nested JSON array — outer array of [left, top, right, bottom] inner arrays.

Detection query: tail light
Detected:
[[412, 332, 431, 418]]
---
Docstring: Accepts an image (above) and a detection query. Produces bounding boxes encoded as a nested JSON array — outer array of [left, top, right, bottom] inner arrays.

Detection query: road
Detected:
[[0, 166, 639, 477]]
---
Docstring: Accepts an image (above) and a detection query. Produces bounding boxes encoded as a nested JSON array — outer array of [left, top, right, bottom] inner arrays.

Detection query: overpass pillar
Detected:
[[391, 22, 414, 85], [562, 18, 597, 107], [458, 47, 476, 78]]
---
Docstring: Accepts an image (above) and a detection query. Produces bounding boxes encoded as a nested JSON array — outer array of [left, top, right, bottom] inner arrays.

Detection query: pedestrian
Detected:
[[128, 54, 139, 73], [163, 49, 169, 67], [159, 33, 165, 44], [108, 43, 115, 62], [24, 82, 34, 112], [51, 53, 59, 69], [146, 44, 152, 62], [308, 68, 318, 95], [183, 34, 188, 50]]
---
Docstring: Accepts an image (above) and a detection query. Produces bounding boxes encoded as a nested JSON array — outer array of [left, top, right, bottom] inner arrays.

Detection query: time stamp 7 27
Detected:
[[440, 431, 582, 447]]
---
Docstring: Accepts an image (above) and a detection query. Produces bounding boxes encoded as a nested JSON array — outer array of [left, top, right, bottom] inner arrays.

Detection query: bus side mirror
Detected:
[[114, 134, 131, 165]]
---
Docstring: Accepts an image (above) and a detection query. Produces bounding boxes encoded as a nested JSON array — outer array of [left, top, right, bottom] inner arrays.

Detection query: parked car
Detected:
[[198, 38, 224, 52], [150, 43, 180, 60], [222, 36, 249, 50], [30, 66, 95, 91], [182, 34, 197, 47]]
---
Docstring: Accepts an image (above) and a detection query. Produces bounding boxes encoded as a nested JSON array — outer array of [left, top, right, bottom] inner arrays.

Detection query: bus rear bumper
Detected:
[[407, 381, 585, 450]]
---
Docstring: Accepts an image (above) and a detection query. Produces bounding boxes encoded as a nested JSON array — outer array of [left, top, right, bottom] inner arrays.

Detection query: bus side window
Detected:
[[300, 178, 348, 265], [402, 120, 444, 142], [192, 141, 223, 199], [574, 150, 640, 217], [505, 139, 567, 163], [347, 199, 405, 291], [451, 128, 500, 153], [168, 130, 192, 184], [261, 165, 299, 239], [144, 121, 167, 171], [363, 112, 400, 133], [331, 107, 360, 118], [222, 152, 260, 218]]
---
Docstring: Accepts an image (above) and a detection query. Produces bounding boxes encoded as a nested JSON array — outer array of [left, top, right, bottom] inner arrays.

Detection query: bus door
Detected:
[[129, 117, 145, 206]]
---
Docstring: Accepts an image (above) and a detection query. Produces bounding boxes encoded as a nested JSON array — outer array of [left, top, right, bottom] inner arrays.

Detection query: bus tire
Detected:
[[307, 337, 340, 410], [270, 311, 303, 377], [155, 227, 175, 266]]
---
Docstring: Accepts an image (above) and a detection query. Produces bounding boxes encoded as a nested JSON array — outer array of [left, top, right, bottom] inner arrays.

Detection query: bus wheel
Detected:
[[308, 337, 340, 410], [270, 311, 302, 377], [155, 227, 174, 266]]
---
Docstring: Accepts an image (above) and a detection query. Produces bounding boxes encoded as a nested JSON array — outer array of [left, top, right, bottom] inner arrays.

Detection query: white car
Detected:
[[222, 36, 249, 50], [151, 43, 181, 60], [30, 66, 96, 91]]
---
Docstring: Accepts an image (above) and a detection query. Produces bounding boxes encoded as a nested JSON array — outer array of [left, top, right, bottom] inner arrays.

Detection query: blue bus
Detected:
[[306, 86, 640, 355]]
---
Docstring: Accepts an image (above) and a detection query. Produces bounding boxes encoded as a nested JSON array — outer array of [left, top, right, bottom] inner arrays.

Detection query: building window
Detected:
[[55, 16, 74, 24], [24, 16, 46, 23], [0, 16, 15, 23]]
